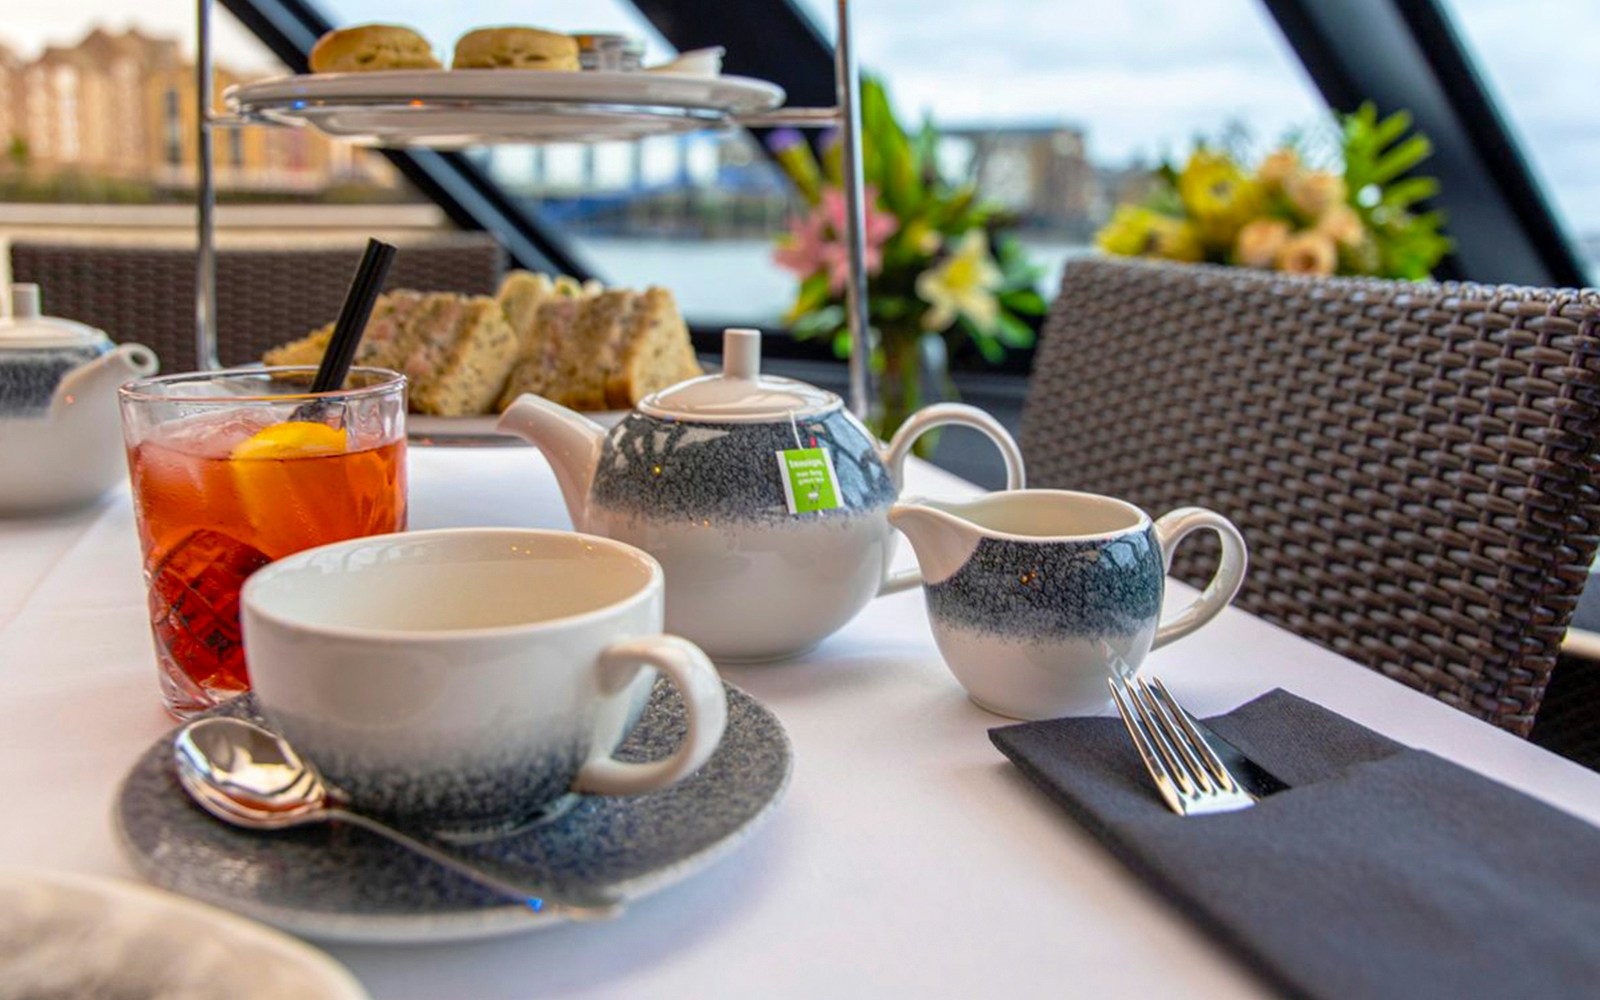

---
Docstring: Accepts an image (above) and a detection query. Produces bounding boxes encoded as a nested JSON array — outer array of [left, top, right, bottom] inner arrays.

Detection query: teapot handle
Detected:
[[877, 404, 1026, 596]]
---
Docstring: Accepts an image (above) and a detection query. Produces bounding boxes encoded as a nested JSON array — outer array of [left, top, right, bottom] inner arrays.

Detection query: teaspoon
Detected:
[[172, 716, 620, 921]]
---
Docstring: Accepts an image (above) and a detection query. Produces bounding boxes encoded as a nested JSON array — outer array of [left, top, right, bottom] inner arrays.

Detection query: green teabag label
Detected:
[[777, 447, 843, 514]]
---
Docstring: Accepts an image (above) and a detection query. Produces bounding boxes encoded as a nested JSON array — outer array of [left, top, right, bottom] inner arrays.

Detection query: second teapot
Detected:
[[498, 328, 1025, 661]]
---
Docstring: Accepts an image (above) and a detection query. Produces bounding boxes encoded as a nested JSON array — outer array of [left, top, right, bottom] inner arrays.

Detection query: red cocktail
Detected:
[[119, 368, 407, 717]]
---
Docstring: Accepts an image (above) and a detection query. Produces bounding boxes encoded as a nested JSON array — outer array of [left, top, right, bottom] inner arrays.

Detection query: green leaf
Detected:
[[999, 288, 1048, 315], [1370, 134, 1432, 185], [785, 271, 833, 326], [996, 311, 1036, 348], [1369, 108, 1413, 150], [1381, 175, 1440, 209], [792, 304, 845, 339]]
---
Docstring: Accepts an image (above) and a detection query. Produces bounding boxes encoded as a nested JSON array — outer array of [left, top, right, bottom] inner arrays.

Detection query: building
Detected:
[[0, 26, 399, 197], [941, 123, 1101, 237]]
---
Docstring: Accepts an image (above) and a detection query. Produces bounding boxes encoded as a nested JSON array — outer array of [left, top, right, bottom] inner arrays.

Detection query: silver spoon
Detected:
[[173, 716, 621, 921]]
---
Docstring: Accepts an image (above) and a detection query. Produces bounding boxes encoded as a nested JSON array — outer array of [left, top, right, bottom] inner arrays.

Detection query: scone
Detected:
[[309, 25, 441, 72], [605, 288, 703, 407], [452, 27, 580, 71]]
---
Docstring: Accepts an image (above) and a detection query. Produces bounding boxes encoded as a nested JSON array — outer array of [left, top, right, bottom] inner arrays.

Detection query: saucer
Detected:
[[115, 680, 791, 944]]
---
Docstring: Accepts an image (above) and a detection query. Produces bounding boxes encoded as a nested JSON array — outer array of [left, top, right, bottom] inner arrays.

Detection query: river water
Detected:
[[576, 235, 1089, 325]]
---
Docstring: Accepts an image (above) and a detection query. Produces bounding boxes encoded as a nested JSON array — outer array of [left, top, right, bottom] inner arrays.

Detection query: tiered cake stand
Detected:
[[195, 0, 876, 418]]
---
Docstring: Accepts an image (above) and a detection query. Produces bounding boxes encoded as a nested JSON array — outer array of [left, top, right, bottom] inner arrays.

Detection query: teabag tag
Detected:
[[776, 447, 843, 515]]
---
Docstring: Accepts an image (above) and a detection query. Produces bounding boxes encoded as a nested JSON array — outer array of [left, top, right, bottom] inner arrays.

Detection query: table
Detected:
[[4, 447, 1599, 999]]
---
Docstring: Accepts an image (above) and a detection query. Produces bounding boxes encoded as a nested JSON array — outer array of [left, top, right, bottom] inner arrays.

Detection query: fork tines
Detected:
[[1108, 673, 1254, 816]]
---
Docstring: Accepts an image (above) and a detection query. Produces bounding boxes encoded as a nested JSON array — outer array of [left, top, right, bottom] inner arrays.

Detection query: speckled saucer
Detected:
[[114, 680, 791, 945]]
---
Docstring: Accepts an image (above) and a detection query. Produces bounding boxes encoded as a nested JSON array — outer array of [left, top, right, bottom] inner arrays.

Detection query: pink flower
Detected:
[[773, 185, 899, 294], [773, 210, 829, 277]]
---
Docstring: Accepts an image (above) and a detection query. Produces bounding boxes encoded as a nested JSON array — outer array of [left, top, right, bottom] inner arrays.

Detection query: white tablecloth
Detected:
[[3, 447, 1599, 999]]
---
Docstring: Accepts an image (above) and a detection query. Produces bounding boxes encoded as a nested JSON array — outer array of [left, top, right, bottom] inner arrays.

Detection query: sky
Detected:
[[3, 0, 1597, 236]]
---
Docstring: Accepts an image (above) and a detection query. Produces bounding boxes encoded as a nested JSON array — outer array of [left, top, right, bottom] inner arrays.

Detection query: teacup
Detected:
[[239, 528, 727, 837], [889, 490, 1247, 719]]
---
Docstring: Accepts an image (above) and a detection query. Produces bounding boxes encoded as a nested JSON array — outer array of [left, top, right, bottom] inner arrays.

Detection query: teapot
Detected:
[[0, 283, 159, 514], [498, 328, 1025, 661]]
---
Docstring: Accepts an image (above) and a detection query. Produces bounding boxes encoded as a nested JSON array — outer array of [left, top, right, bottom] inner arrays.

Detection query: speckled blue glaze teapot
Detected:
[[498, 328, 1025, 661], [0, 283, 158, 514]]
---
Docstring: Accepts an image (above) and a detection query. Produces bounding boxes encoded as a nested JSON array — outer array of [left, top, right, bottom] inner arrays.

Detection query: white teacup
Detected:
[[239, 528, 727, 836]]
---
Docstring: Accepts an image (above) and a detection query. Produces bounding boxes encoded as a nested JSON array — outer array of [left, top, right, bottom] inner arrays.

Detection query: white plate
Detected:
[[408, 409, 626, 443], [0, 866, 368, 999], [226, 70, 785, 145]]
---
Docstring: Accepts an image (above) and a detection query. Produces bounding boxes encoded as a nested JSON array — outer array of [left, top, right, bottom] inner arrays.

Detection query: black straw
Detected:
[[310, 238, 397, 394]]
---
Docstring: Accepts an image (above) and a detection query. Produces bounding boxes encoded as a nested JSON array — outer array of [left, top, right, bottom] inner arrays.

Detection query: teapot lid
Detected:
[[0, 284, 108, 350], [639, 328, 840, 423]]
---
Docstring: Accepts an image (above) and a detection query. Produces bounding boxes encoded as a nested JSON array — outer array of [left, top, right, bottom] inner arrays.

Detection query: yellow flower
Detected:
[[1285, 170, 1347, 220], [917, 230, 1003, 332], [1096, 205, 1164, 257], [1096, 205, 1202, 262], [1315, 204, 1366, 248], [1276, 230, 1337, 275], [1177, 149, 1262, 247], [1258, 148, 1299, 189], [1152, 218, 1204, 262], [1233, 218, 1291, 269]]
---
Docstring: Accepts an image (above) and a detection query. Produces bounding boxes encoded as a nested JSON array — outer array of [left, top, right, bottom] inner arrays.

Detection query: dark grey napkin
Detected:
[[990, 689, 1600, 1000]]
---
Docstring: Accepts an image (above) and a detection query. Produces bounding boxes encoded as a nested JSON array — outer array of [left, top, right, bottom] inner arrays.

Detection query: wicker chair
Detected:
[[1020, 256, 1600, 736], [9, 236, 506, 371]]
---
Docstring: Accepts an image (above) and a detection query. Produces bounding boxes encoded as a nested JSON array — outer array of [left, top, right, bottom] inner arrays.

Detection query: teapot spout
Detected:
[[50, 343, 159, 419], [887, 499, 983, 585], [496, 393, 607, 530]]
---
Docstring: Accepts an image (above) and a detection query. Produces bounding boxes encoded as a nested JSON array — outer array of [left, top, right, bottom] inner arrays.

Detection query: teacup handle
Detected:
[[573, 635, 728, 796], [1151, 507, 1249, 650], [878, 403, 1026, 596]]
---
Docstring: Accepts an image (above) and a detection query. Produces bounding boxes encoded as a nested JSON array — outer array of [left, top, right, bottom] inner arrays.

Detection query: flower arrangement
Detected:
[[769, 78, 1044, 442], [1096, 104, 1451, 280]]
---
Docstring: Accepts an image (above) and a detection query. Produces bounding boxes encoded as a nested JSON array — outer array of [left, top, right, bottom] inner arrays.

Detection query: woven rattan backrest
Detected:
[[1021, 256, 1600, 736], [10, 237, 506, 371]]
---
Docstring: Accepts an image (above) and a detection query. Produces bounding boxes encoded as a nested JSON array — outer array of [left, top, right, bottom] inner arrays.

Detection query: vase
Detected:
[[871, 322, 955, 458]]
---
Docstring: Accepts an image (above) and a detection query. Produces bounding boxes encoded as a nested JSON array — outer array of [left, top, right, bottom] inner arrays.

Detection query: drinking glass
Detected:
[[118, 367, 407, 718]]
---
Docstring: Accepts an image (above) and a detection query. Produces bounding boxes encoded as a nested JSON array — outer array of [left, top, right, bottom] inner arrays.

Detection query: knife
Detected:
[[1190, 716, 1292, 799]]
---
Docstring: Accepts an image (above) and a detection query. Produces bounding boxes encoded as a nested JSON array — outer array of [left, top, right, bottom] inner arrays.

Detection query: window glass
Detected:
[[324, 0, 801, 326], [797, 0, 1328, 289], [0, 3, 431, 243], [1437, 0, 1599, 281]]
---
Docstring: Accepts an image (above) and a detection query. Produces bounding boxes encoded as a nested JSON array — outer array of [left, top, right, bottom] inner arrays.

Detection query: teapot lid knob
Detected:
[[11, 283, 40, 320], [723, 328, 761, 380]]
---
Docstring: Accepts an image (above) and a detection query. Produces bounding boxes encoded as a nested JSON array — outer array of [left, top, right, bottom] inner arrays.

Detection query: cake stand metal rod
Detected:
[[835, 0, 872, 421], [195, 0, 220, 370]]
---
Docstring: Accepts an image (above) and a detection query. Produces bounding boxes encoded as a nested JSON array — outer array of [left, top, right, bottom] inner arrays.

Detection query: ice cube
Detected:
[[156, 409, 278, 460]]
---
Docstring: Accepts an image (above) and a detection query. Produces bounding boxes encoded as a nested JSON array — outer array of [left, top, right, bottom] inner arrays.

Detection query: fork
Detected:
[[1108, 673, 1255, 816]]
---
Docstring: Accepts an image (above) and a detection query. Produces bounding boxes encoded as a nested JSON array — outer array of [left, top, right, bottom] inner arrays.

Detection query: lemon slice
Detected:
[[230, 421, 347, 461]]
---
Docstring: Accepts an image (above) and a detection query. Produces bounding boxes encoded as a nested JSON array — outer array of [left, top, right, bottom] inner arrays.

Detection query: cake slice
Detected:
[[604, 287, 703, 407], [261, 289, 426, 371], [542, 290, 638, 411], [497, 295, 577, 411], [403, 294, 519, 416]]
